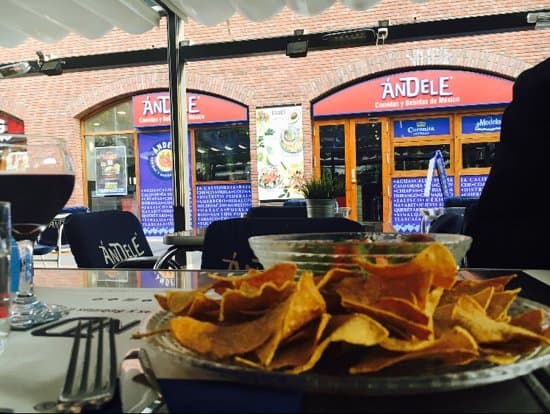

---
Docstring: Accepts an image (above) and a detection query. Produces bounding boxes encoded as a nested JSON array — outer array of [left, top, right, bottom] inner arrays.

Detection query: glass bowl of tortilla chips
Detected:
[[249, 232, 472, 275]]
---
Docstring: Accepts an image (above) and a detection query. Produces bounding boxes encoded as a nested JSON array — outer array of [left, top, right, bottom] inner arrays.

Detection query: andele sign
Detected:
[[312, 69, 513, 117], [132, 91, 248, 128]]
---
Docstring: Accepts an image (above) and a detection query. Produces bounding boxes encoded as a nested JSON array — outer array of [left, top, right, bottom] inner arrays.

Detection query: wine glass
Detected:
[[0, 138, 75, 329]]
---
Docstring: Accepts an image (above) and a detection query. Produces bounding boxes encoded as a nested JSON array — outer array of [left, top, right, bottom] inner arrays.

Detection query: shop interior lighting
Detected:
[[210, 147, 220, 152], [238, 144, 247, 149], [197, 147, 206, 154], [527, 12, 550, 29], [224, 145, 233, 151]]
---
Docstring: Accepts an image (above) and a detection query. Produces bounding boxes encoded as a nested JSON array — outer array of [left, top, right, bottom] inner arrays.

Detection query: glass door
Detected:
[[315, 118, 387, 223], [352, 120, 383, 222]]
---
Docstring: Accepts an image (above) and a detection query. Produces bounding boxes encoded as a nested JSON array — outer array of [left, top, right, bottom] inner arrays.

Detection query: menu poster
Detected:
[[392, 176, 451, 233], [95, 146, 127, 196], [256, 105, 305, 201], [138, 132, 174, 236]]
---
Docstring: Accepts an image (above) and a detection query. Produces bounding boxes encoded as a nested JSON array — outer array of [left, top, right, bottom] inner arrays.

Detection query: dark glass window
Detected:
[[195, 126, 250, 182], [394, 144, 451, 171], [462, 142, 498, 168], [319, 125, 345, 194]]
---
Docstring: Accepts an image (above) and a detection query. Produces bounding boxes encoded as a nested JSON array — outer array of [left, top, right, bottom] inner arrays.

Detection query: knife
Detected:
[[137, 348, 165, 414]]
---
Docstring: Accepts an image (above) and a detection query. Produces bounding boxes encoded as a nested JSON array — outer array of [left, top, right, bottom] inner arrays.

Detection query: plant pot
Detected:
[[305, 198, 338, 218]]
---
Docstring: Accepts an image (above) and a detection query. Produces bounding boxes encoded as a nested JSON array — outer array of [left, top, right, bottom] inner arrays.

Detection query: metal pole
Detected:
[[165, 9, 188, 232]]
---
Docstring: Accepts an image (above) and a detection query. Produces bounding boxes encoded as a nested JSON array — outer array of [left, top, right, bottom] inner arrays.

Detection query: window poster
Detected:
[[256, 105, 305, 201], [95, 146, 127, 196], [138, 132, 174, 236]]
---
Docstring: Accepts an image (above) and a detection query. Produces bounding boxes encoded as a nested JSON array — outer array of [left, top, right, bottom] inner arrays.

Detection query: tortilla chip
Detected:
[[316, 268, 360, 290], [439, 275, 517, 307], [451, 295, 550, 346], [291, 313, 389, 374], [169, 301, 287, 360], [209, 263, 297, 289], [510, 309, 544, 334], [342, 298, 432, 340], [375, 297, 429, 325], [269, 313, 332, 370], [486, 288, 521, 321], [354, 242, 457, 289], [186, 291, 220, 321], [219, 280, 295, 322], [349, 326, 478, 374], [255, 273, 326, 366]]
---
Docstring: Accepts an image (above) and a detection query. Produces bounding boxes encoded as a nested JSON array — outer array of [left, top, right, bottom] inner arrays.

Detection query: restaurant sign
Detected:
[[313, 70, 513, 117], [394, 117, 450, 138], [461, 114, 502, 134], [132, 91, 248, 128], [0, 114, 24, 135]]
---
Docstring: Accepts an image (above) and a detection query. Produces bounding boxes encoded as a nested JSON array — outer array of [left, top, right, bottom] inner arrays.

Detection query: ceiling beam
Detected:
[[0, 9, 545, 75]]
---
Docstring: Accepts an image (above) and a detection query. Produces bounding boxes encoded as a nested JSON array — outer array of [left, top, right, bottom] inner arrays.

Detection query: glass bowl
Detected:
[[249, 232, 472, 275]]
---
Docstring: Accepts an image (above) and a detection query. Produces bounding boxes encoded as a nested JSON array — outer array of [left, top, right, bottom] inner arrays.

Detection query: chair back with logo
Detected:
[[63, 210, 154, 268], [200, 217, 364, 271], [34, 206, 90, 266]]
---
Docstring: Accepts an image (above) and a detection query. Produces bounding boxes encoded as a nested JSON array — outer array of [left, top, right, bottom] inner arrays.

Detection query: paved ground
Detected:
[[33, 236, 202, 269]]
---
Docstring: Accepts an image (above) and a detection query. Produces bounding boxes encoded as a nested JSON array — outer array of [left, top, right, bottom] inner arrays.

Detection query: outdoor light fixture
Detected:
[[0, 61, 32, 79], [527, 12, 550, 29], [286, 29, 308, 58]]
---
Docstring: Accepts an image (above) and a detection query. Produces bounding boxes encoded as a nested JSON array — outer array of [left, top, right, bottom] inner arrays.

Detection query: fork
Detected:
[[57, 318, 117, 413]]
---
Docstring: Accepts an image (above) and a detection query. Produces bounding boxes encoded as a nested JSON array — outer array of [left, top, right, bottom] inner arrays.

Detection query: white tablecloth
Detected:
[[0, 286, 218, 413]]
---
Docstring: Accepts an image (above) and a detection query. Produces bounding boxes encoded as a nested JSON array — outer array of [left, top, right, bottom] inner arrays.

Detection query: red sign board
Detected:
[[313, 70, 513, 117], [0, 114, 24, 135], [132, 92, 248, 128]]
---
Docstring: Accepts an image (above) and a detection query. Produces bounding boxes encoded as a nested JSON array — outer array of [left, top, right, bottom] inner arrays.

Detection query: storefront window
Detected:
[[319, 125, 345, 187], [194, 126, 250, 182], [462, 142, 498, 168], [84, 101, 132, 132], [394, 144, 451, 171], [83, 99, 137, 215]]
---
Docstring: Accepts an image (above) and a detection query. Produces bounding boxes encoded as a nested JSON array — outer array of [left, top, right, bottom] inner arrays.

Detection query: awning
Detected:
[[0, 0, 430, 48]]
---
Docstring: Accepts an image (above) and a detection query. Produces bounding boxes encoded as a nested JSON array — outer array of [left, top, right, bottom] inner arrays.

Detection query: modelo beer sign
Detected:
[[313, 70, 513, 117], [132, 91, 248, 128]]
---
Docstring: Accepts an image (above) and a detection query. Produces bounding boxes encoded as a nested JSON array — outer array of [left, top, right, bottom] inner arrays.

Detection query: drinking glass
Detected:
[[0, 138, 75, 329]]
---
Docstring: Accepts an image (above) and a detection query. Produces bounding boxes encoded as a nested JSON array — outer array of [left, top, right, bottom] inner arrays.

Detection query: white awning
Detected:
[[0, 0, 430, 48]]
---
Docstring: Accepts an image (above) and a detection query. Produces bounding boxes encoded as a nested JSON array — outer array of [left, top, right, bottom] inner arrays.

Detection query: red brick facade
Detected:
[[0, 1, 548, 209]]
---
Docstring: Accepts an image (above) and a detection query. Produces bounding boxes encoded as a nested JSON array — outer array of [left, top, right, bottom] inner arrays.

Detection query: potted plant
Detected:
[[300, 173, 338, 218]]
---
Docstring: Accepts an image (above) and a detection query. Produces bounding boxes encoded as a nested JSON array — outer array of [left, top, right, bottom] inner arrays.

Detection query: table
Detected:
[[155, 229, 206, 269], [1, 267, 548, 413]]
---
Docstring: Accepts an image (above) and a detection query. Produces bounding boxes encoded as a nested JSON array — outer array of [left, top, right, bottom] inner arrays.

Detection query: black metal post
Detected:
[[165, 9, 187, 232]]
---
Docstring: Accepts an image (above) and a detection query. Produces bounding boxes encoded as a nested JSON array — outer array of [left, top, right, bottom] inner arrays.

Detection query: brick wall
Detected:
[[0, 1, 548, 207]]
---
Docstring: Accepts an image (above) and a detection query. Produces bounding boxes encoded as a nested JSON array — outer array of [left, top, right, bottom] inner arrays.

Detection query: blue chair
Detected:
[[34, 206, 89, 266], [245, 205, 306, 218], [200, 217, 364, 271], [63, 210, 176, 269]]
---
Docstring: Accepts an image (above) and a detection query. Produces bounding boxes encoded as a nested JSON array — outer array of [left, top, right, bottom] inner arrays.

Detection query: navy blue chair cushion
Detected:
[[246, 206, 307, 218], [428, 211, 464, 234], [283, 199, 307, 207], [200, 217, 365, 271], [443, 196, 479, 209], [63, 210, 153, 268]]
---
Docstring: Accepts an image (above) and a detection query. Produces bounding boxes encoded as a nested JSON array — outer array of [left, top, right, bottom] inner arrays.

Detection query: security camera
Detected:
[[377, 27, 388, 40]]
